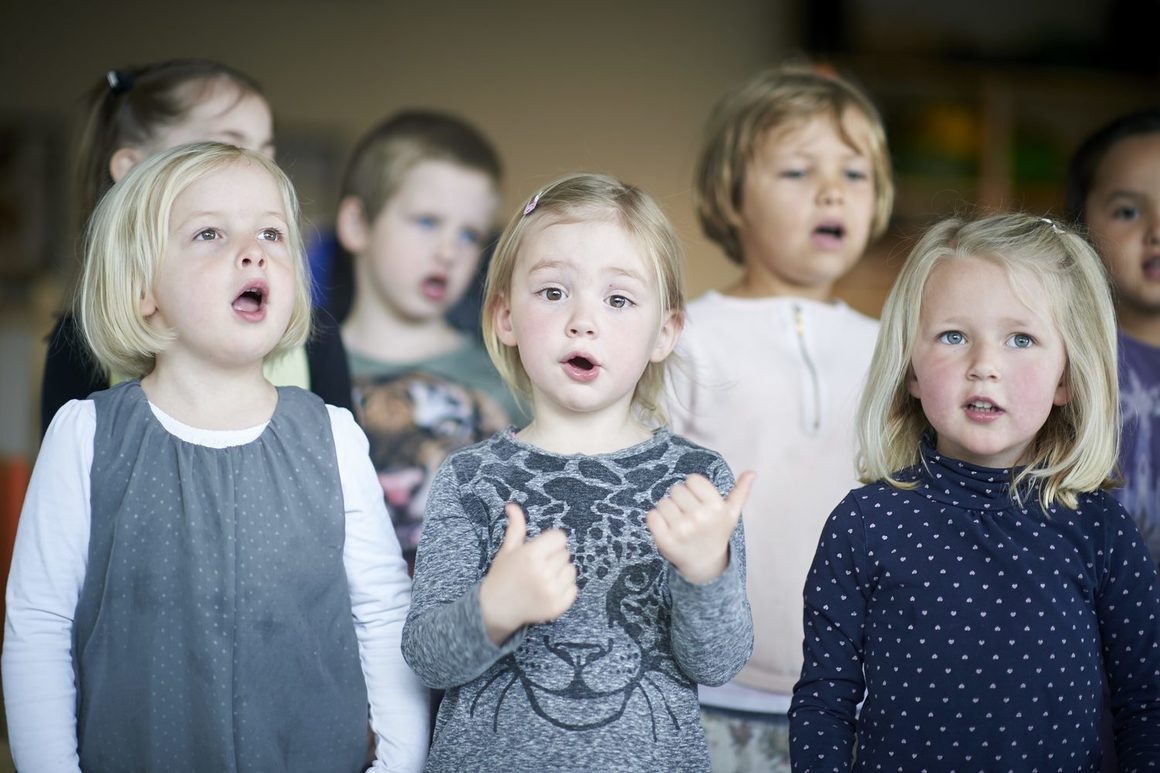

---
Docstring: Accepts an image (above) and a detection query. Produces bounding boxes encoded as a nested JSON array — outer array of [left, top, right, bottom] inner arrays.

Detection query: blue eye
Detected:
[[1008, 333, 1034, 349], [1111, 205, 1139, 221], [938, 331, 965, 345], [779, 169, 805, 179], [607, 294, 635, 309], [259, 228, 282, 242], [414, 215, 438, 230], [845, 169, 869, 182], [194, 228, 220, 241], [459, 228, 483, 247]]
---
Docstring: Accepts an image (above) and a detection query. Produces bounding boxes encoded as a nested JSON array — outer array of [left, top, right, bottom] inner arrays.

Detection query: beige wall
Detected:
[[1, 0, 789, 296], [0, 0, 789, 457]]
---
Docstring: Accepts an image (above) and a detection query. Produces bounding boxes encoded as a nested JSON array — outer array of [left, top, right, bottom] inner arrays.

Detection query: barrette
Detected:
[[1039, 217, 1063, 234], [523, 190, 543, 216], [106, 69, 134, 94]]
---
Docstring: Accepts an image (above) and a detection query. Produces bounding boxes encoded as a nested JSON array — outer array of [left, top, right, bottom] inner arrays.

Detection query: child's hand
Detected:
[[647, 471, 755, 584], [479, 503, 578, 646]]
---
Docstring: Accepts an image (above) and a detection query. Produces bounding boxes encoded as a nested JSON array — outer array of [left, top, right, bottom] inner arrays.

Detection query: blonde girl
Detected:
[[4, 142, 426, 771], [789, 213, 1160, 770], [402, 172, 755, 772]]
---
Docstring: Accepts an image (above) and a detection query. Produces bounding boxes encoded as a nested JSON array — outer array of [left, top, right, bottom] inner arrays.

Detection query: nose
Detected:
[[817, 172, 845, 207], [566, 297, 597, 338], [238, 237, 266, 269], [966, 343, 999, 381]]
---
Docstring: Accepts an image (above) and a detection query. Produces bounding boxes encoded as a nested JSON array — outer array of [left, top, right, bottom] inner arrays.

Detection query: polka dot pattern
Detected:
[[789, 445, 1160, 771]]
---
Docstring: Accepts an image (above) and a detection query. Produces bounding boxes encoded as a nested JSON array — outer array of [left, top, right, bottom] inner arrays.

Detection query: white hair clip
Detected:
[[523, 190, 543, 216], [1039, 217, 1063, 234]]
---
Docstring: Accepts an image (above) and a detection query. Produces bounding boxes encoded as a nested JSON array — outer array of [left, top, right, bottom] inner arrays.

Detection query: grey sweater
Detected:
[[402, 427, 753, 772]]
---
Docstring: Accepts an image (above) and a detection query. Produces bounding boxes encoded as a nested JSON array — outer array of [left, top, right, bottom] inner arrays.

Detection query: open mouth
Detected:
[[1144, 256, 1160, 278], [232, 284, 266, 313], [421, 275, 448, 301], [814, 223, 846, 239], [567, 355, 595, 371], [965, 399, 1002, 415]]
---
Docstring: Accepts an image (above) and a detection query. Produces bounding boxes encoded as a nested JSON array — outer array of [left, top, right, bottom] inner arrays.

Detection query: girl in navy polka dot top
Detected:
[[789, 213, 1160, 771]]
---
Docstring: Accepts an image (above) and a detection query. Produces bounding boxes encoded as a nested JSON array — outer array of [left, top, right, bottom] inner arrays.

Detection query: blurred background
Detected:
[[0, 0, 1155, 762]]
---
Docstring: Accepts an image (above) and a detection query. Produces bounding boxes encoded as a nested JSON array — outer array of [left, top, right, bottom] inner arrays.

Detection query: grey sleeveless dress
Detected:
[[73, 381, 368, 771]]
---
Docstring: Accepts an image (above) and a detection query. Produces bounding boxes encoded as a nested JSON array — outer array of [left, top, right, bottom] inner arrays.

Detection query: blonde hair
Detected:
[[482, 172, 685, 425], [858, 213, 1119, 510], [695, 62, 894, 264], [79, 141, 312, 380]]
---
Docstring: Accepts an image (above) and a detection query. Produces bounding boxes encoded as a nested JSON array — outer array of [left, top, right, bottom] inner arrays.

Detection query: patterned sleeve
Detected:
[[788, 492, 870, 772], [666, 457, 753, 686], [401, 453, 527, 689], [1096, 496, 1160, 766]]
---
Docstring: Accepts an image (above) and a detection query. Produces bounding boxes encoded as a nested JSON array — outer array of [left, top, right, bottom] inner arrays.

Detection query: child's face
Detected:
[[353, 159, 497, 323], [1084, 133, 1160, 318], [908, 256, 1069, 469], [143, 160, 296, 371], [148, 81, 275, 159], [494, 218, 679, 422], [733, 112, 875, 299]]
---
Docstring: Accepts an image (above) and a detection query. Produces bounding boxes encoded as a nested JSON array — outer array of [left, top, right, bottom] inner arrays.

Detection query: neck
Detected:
[[723, 268, 836, 302], [342, 296, 463, 363], [140, 358, 276, 430], [1117, 305, 1160, 348], [516, 400, 653, 455]]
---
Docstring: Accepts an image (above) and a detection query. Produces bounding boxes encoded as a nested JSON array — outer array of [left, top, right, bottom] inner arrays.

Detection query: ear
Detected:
[[109, 147, 144, 183], [649, 309, 683, 363], [494, 293, 518, 347], [139, 286, 157, 320], [907, 366, 921, 398], [335, 196, 371, 254], [1053, 376, 1070, 407]]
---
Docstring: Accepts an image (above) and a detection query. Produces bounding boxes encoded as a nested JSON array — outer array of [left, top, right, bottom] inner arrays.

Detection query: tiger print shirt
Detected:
[[402, 427, 753, 772]]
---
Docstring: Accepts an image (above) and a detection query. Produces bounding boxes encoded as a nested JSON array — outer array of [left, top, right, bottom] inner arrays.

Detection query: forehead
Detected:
[[392, 158, 498, 206], [518, 216, 654, 278], [1092, 133, 1160, 190], [922, 256, 1055, 321], [759, 108, 873, 157], [172, 160, 284, 213]]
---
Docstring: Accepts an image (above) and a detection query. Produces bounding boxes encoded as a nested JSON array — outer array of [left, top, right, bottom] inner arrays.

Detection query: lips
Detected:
[[232, 281, 268, 321], [562, 352, 599, 383], [964, 398, 1003, 421], [1144, 255, 1160, 280], [811, 220, 846, 249], [421, 274, 449, 302]]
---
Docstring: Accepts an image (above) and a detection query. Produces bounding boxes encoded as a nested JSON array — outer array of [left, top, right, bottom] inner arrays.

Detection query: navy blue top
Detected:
[[789, 444, 1160, 772]]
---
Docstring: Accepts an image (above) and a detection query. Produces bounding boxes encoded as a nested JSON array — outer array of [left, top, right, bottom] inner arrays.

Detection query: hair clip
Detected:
[[523, 190, 543, 216], [1039, 217, 1063, 234], [106, 69, 134, 94]]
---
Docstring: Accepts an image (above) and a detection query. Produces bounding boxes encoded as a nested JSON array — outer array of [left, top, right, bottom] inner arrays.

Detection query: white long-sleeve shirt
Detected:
[[3, 398, 428, 772]]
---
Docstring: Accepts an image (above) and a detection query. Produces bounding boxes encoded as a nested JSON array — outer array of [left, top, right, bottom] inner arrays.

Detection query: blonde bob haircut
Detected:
[[79, 141, 312, 380], [482, 172, 685, 425], [695, 62, 894, 265], [858, 213, 1119, 510]]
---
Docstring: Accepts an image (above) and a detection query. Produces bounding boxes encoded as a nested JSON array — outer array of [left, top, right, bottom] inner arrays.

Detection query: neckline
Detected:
[[495, 424, 671, 461], [127, 380, 277, 448], [911, 439, 1024, 511]]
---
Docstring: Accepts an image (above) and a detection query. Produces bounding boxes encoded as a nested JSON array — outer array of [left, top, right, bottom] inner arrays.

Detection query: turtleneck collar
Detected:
[[906, 437, 1027, 511]]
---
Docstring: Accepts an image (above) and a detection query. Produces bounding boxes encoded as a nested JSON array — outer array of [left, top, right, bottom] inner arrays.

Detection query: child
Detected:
[[668, 62, 894, 766], [335, 110, 525, 569], [789, 213, 1160, 770], [3, 142, 428, 771], [1067, 108, 1160, 566], [401, 173, 755, 771], [41, 58, 351, 435]]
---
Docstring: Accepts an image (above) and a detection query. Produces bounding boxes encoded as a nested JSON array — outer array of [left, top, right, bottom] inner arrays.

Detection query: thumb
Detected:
[[724, 470, 756, 519], [500, 503, 528, 551]]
